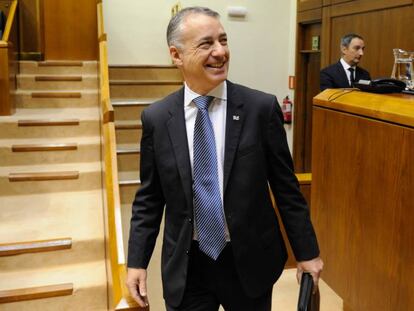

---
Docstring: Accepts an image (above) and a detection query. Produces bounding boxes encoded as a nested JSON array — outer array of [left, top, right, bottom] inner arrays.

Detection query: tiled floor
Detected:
[[218, 268, 343, 311], [272, 269, 343, 310]]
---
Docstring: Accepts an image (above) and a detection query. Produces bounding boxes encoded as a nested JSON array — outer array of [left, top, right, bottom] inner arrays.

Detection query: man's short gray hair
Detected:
[[340, 33, 364, 49], [166, 7, 220, 49]]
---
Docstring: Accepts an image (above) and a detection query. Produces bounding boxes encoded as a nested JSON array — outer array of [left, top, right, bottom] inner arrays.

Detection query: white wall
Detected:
[[103, 0, 296, 150]]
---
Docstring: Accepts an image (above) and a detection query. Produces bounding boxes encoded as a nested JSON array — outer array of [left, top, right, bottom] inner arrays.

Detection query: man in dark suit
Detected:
[[127, 7, 323, 311], [320, 33, 371, 91]]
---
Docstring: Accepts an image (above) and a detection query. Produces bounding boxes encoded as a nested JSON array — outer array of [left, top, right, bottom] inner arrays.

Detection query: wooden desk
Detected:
[[312, 89, 414, 311]]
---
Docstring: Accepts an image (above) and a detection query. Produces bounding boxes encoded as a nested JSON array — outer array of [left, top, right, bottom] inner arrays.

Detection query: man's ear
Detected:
[[169, 46, 183, 67], [341, 45, 347, 55]]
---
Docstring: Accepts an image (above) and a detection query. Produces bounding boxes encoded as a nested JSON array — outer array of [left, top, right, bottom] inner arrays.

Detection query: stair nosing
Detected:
[[8, 171, 80, 182], [18, 119, 80, 126], [109, 64, 178, 69], [115, 120, 142, 130], [34, 75, 83, 82], [119, 179, 141, 186], [12, 143, 78, 152], [0, 283, 74, 303], [38, 61, 83, 67], [0, 238, 72, 257], [111, 99, 156, 106], [31, 92, 82, 98], [109, 80, 183, 85]]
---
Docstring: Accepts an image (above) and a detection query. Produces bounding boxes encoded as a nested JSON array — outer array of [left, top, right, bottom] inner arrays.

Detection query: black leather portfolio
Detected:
[[297, 272, 320, 311]]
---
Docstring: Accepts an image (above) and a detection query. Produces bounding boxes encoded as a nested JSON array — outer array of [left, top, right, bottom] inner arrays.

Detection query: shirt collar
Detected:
[[340, 58, 355, 71], [184, 81, 227, 107]]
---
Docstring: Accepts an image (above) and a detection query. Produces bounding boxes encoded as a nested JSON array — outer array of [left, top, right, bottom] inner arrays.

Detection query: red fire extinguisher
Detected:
[[282, 96, 293, 124]]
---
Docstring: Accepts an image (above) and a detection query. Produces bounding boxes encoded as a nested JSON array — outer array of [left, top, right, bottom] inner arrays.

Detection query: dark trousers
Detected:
[[166, 242, 273, 311]]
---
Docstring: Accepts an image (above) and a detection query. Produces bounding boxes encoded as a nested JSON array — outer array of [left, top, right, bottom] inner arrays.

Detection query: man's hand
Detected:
[[126, 268, 149, 307], [296, 257, 324, 293]]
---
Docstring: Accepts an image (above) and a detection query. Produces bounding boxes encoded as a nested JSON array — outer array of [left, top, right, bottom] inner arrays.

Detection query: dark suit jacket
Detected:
[[320, 61, 371, 91], [128, 81, 319, 307]]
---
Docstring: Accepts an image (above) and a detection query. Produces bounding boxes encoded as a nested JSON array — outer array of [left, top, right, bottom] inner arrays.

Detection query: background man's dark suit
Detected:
[[320, 61, 371, 91], [128, 80, 319, 307]]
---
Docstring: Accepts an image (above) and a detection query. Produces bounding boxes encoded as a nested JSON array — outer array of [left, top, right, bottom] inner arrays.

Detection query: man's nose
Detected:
[[212, 42, 227, 57], [359, 49, 364, 56]]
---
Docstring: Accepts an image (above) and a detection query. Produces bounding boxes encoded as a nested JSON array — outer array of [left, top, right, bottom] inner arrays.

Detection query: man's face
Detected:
[[170, 14, 230, 95], [342, 38, 365, 66]]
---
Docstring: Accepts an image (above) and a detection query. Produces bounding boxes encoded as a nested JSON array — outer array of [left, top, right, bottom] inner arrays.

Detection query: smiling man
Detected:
[[126, 7, 322, 311], [320, 33, 371, 91]]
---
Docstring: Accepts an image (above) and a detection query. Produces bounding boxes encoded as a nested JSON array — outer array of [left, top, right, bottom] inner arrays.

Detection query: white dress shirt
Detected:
[[340, 58, 356, 87], [184, 81, 230, 241]]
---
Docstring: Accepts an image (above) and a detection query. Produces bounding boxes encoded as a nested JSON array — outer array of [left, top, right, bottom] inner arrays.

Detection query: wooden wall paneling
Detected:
[[312, 105, 414, 310], [329, 5, 414, 79], [0, 47, 10, 115], [297, 7, 322, 23], [43, 0, 98, 60], [330, 0, 412, 17], [298, 0, 323, 12], [331, 0, 355, 5], [19, 0, 44, 60], [293, 22, 321, 172], [320, 6, 332, 67]]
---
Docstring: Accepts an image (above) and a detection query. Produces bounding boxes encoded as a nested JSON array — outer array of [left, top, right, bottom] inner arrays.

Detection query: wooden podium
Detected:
[[311, 89, 414, 311]]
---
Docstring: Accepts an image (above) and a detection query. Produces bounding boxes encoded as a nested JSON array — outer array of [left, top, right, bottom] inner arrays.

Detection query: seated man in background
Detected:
[[320, 33, 371, 91]]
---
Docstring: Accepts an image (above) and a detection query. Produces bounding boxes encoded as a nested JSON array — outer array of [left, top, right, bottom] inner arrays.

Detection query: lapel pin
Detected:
[[233, 115, 240, 121]]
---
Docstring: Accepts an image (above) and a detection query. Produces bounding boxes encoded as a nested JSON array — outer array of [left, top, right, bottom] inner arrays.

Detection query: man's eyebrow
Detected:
[[198, 32, 227, 42]]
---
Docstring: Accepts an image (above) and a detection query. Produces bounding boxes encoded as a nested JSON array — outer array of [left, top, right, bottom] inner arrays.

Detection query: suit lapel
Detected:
[[223, 81, 244, 194], [166, 88, 193, 210], [336, 62, 351, 87]]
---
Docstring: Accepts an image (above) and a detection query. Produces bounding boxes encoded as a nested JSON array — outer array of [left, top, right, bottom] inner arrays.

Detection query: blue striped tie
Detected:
[[193, 96, 226, 260]]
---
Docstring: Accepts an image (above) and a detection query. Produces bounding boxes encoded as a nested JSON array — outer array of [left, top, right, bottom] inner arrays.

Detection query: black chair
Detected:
[[297, 272, 320, 311]]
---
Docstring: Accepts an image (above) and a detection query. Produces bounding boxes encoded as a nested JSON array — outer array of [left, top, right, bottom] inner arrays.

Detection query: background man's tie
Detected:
[[348, 67, 356, 87], [193, 96, 227, 260]]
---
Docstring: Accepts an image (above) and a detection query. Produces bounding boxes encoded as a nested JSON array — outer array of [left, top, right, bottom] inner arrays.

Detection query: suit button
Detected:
[[188, 218, 192, 223], [186, 250, 190, 255]]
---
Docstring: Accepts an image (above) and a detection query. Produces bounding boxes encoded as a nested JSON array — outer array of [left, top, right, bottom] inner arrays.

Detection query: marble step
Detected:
[[0, 261, 107, 310], [0, 162, 102, 196], [17, 74, 98, 90], [0, 190, 105, 269], [0, 108, 100, 139], [109, 64, 182, 81], [19, 61, 98, 75], [109, 80, 182, 99], [0, 283, 73, 304], [0, 238, 72, 257], [0, 137, 101, 166], [15, 90, 98, 108], [115, 120, 142, 145], [117, 144, 140, 172], [112, 98, 154, 121], [118, 170, 140, 204]]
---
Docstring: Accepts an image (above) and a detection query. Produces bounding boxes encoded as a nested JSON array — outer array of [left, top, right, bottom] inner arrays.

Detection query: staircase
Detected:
[[109, 65, 182, 310], [0, 61, 107, 310]]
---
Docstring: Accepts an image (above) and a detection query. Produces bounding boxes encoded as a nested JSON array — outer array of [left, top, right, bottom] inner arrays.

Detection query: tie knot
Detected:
[[348, 67, 355, 73], [193, 96, 214, 110]]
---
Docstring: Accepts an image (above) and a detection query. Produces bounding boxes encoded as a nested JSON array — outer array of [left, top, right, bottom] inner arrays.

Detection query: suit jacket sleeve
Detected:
[[320, 68, 335, 91], [127, 110, 165, 269], [265, 98, 319, 261]]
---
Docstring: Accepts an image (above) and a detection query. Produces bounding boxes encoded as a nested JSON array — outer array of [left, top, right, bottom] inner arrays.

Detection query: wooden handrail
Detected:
[[1, 0, 17, 42], [96, 2, 105, 39], [97, 2, 142, 309], [99, 40, 113, 123]]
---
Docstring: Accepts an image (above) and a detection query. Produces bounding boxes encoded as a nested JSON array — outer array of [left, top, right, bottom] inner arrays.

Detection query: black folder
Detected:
[[297, 272, 320, 311]]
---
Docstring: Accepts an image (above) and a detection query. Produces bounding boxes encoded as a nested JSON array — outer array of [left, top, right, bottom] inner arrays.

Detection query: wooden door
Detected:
[[43, 0, 97, 60]]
